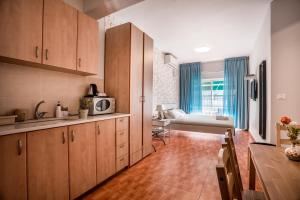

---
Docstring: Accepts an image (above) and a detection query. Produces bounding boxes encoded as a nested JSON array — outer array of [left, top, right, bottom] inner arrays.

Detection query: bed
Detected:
[[161, 104, 235, 135], [169, 114, 235, 134]]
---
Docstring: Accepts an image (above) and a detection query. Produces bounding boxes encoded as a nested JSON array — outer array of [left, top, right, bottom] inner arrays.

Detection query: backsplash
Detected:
[[0, 62, 103, 119]]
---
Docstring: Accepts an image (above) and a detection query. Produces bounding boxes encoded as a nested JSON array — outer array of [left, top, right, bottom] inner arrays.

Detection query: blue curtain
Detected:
[[179, 62, 202, 114], [223, 57, 249, 129]]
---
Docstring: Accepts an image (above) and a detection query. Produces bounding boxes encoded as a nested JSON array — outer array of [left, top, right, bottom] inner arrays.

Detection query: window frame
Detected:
[[201, 78, 224, 115]]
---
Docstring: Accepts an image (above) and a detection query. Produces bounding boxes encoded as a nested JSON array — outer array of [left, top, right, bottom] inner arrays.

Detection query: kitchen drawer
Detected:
[[116, 154, 128, 172], [116, 117, 128, 131], [116, 143, 128, 158], [116, 129, 128, 145]]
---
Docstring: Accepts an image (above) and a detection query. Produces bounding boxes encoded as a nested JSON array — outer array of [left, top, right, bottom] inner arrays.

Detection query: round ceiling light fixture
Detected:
[[194, 46, 211, 53]]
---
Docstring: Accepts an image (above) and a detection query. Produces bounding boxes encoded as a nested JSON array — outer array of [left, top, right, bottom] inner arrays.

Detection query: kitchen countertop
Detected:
[[0, 113, 130, 136]]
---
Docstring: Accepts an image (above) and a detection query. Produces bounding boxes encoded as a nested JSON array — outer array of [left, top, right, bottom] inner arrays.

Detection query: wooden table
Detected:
[[249, 144, 300, 200]]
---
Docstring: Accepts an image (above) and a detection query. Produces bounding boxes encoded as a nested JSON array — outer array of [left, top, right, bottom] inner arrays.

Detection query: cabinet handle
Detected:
[[98, 125, 101, 135], [35, 46, 39, 58], [119, 131, 124, 135], [120, 158, 124, 161], [119, 144, 125, 148], [71, 130, 75, 142], [17, 139, 23, 156], [62, 131, 66, 144], [45, 49, 49, 60], [119, 118, 124, 122], [78, 58, 81, 68]]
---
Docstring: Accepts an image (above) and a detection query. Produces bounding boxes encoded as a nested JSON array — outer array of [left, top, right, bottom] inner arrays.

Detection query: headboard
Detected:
[[162, 103, 178, 110]]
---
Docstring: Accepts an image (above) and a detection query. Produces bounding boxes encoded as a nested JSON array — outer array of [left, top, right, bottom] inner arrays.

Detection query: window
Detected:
[[201, 79, 224, 115]]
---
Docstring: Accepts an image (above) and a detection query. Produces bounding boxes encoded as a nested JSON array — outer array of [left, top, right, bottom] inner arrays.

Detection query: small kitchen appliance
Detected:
[[85, 96, 115, 115], [87, 84, 99, 96]]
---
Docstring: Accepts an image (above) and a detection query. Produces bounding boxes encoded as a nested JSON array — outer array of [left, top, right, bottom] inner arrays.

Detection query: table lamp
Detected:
[[156, 105, 165, 119]]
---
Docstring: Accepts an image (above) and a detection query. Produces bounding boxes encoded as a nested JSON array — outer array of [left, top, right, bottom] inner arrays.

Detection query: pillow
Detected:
[[167, 109, 186, 119], [163, 110, 172, 119]]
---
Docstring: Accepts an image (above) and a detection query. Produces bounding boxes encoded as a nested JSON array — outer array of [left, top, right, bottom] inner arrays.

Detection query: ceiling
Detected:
[[109, 0, 271, 63]]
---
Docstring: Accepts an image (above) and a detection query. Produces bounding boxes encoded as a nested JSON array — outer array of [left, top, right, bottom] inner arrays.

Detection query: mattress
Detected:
[[169, 114, 234, 128]]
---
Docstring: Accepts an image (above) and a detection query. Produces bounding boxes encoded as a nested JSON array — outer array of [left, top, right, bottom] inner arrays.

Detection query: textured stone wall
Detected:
[[153, 48, 179, 111]]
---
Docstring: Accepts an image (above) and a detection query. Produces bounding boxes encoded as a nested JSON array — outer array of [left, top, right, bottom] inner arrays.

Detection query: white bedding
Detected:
[[169, 114, 234, 128]]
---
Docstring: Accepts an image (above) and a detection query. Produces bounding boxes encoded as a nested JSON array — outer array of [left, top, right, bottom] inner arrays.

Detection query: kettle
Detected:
[[88, 84, 98, 96]]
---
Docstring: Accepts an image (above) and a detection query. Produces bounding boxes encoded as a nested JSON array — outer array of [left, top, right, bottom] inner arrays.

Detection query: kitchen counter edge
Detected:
[[0, 113, 130, 137]]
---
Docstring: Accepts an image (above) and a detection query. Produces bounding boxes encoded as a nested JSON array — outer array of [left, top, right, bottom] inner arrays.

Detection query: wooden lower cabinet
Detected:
[[0, 117, 131, 200], [0, 133, 27, 200], [116, 154, 129, 172], [130, 149, 143, 166], [69, 122, 96, 199], [27, 127, 69, 200], [96, 119, 116, 183]]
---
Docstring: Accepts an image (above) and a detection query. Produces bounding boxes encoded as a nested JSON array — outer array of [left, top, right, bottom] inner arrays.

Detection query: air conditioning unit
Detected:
[[164, 54, 177, 68]]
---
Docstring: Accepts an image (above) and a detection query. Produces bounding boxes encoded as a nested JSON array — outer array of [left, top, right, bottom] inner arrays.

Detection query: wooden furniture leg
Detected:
[[249, 149, 256, 190]]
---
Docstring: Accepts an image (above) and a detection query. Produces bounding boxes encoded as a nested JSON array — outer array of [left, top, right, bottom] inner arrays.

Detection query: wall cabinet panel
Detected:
[[0, 0, 43, 63], [0, 0, 99, 76], [77, 11, 100, 74], [43, 0, 77, 70]]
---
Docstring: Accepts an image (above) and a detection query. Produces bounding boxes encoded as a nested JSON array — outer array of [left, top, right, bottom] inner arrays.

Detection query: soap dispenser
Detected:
[[56, 101, 62, 118]]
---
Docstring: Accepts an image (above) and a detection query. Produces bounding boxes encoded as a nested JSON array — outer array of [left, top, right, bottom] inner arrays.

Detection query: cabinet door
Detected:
[[129, 24, 144, 166], [104, 23, 131, 113], [77, 11, 100, 74], [96, 119, 116, 183], [69, 123, 96, 199], [27, 127, 69, 200], [142, 33, 154, 157], [0, 133, 27, 200], [0, 0, 43, 63], [43, 0, 77, 70]]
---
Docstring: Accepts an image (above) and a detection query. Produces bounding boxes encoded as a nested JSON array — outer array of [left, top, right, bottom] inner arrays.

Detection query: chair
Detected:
[[224, 129, 243, 199], [216, 129, 265, 200], [276, 122, 300, 147], [216, 145, 265, 200]]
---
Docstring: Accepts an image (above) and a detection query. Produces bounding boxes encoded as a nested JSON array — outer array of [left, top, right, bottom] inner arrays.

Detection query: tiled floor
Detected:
[[83, 130, 255, 200]]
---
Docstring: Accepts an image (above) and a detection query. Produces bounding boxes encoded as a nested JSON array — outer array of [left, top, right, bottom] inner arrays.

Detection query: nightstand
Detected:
[[152, 119, 171, 145]]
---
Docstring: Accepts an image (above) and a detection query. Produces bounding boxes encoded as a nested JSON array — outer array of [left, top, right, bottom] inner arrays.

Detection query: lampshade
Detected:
[[156, 105, 165, 111]]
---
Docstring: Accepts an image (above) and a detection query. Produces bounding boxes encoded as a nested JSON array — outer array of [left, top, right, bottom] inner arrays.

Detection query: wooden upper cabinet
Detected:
[[142, 33, 154, 158], [0, 133, 27, 200], [0, 0, 43, 63], [27, 127, 69, 200], [77, 11, 100, 74], [69, 122, 96, 199], [96, 119, 116, 183], [43, 0, 77, 70]]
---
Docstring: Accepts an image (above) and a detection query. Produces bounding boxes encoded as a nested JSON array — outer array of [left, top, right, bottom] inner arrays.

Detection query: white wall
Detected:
[[249, 6, 271, 142], [271, 0, 300, 143]]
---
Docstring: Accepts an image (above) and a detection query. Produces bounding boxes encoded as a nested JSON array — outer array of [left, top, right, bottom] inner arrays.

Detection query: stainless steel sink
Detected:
[[17, 116, 79, 125]]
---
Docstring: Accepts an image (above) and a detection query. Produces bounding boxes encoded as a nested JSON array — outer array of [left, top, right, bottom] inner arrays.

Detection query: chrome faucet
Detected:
[[35, 100, 47, 119]]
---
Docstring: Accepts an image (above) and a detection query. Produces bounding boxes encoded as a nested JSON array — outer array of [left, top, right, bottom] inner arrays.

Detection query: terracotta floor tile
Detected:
[[83, 130, 259, 200]]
